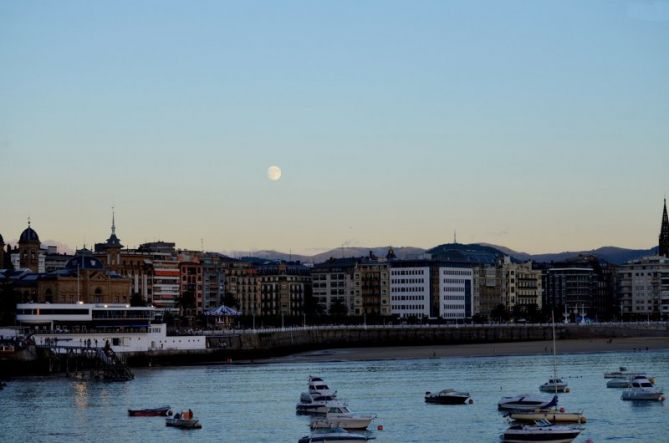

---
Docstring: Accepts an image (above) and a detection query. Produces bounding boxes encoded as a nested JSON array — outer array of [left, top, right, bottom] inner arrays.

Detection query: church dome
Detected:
[[65, 255, 105, 270], [19, 226, 40, 243]]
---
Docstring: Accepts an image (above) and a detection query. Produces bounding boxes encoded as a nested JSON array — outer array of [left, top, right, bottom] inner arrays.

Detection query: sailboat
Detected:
[[539, 312, 570, 394]]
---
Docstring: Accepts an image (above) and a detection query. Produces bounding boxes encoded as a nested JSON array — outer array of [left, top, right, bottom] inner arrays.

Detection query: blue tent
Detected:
[[204, 305, 240, 317]]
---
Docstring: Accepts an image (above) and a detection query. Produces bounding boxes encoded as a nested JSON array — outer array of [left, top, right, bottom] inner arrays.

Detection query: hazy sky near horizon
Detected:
[[1, 1, 668, 255]]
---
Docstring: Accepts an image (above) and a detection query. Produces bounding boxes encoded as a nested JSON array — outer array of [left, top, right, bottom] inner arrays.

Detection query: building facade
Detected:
[[353, 259, 390, 316], [438, 266, 474, 320], [617, 256, 669, 320], [311, 258, 357, 315], [389, 262, 430, 318]]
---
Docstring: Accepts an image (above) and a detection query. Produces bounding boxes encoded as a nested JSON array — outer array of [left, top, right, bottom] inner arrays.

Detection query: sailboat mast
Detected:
[[552, 311, 558, 393]]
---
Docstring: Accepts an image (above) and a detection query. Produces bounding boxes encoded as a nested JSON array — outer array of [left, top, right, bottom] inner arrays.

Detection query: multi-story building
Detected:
[[353, 257, 390, 316], [389, 261, 430, 318], [544, 266, 594, 321], [311, 258, 357, 315], [179, 251, 203, 313], [617, 256, 669, 320], [438, 266, 474, 320], [202, 253, 231, 311], [137, 242, 179, 312], [501, 258, 542, 311], [225, 261, 259, 315], [475, 264, 502, 319], [257, 262, 311, 316]]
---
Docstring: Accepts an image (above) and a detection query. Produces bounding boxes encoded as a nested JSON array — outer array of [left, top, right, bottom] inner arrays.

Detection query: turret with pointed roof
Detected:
[[660, 198, 669, 257]]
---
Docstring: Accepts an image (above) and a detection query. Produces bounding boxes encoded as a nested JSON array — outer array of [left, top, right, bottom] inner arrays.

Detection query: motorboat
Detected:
[[509, 408, 587, 424], [296, 392, 345, 415], [310, 405, 375, 431], [503, 420, 582, 442], [539, 379, 569, 394], [165, 410, 201, 429], [298, 428, 372, 443], [128, 405, 172, 417], [607, 374, 654, 389], [309, 376, 337, 399], [621, 377, 665, 401], [604, 367, 647, 379], [424, 389, 473, 404], [498, 394, 558, 411]]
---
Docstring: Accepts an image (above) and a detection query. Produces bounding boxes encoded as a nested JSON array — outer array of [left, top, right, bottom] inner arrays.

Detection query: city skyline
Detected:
[[2, 1, 668, 254]]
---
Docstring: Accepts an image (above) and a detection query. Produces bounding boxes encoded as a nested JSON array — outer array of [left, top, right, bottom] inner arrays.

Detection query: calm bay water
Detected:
[[2, 350, 668, 442]]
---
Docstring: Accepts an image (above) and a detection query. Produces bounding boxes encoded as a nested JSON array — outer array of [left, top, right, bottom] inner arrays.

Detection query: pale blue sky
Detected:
[[1, 1, 668, 254]]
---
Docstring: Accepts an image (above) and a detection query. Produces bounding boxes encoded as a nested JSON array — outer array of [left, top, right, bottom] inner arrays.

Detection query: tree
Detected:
[[130, 291, 146, 307], [330, 299, 348, 317], [491, 304, 511, 322], [177, 287, 196, 318], [223, 292, 240, 310]]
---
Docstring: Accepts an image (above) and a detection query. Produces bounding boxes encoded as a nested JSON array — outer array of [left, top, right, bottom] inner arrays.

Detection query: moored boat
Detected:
[[503, 420, 582, 443], [498, 394, 558, 411], [310, 405, 375, 431], [424, 389, 472, 404], [128, 405, 172, 417], [621, 377, 665, 401], [539, 379, 569, 394], [165, 409, 201, 429], [296, 392, 345, 415], [298, 428, 372, 443], [509, 408, 586, 424]]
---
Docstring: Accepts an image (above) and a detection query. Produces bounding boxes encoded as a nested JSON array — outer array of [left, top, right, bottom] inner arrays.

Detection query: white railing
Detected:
[[188, 321, 669, 336]]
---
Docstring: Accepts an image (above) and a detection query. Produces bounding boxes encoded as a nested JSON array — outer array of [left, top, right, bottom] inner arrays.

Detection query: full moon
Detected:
[[267, 165, 282, 181]]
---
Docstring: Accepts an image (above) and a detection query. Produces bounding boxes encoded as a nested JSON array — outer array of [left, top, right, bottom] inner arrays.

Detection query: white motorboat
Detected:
[[621, 377, 665, 401], [503, 420, 582, 443], [298, 428, 372, 443], [498, 394, 558, 411], [297, 392, 345, 415], [539, 379, 569, 394], [309, 376, 337, 399], [424, 389, 473, 404], [310, 405, 375, 431], [607, 374, 654, 389]]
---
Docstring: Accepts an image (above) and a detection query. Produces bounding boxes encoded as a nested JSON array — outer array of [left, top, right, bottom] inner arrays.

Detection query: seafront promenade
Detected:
[[130, 321, 669, 366]]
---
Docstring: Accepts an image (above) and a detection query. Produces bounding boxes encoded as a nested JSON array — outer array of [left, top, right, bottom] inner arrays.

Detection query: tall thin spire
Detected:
[[659, 198, 669, 257], [111, 206, 116, 236]]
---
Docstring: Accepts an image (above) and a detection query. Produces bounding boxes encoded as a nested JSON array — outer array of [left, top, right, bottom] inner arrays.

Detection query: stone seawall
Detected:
[[130, 323, 669, 366]]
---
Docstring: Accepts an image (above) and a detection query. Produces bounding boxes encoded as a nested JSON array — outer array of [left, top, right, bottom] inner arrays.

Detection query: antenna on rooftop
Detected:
[[454, 230, 457, 244]]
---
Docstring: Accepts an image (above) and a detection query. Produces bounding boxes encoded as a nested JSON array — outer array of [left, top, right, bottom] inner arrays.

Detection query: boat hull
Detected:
[[165, 418, 202, 429], [310, 417, 373, 431], [504, 429, 581, 442], [539, 385, 569, 393], [425, 394, 471, 404], [509, 411, 586, 424], [499, 395, 558, 411], [128, 407, 172, 417]]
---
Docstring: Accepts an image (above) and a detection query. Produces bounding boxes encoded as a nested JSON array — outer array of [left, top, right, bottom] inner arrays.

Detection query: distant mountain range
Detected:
[[225, 244, 659, 266]]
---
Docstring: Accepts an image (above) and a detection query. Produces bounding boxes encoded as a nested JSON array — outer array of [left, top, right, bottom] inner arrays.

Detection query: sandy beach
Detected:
[[267, 337, 669, 363]]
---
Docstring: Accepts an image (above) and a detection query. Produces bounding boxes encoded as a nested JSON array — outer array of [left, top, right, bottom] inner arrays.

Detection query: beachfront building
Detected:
[[438, 266, 474, 320], [137, 242, 179, 313], [225, 261, 260, 316], [617, 255, 669, 320], [311, 258, 357, 315], [179, 251, 203, 314], [257, 262, 311, 316], [353, 256, 390, 316], [389, 261, 430, 318], [500, 257, 542, 311]]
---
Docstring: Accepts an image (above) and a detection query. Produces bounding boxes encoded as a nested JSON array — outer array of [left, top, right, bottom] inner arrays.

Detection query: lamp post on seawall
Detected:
[[252, 312, 256, 332], [303, 313, 306, 329], [281, 312, 285, 330]]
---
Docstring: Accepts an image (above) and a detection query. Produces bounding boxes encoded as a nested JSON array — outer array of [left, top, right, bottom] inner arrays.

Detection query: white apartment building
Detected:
[[617, 256, 669, 319], [439, 267, 474, 320], [390, 265, 430, 318]]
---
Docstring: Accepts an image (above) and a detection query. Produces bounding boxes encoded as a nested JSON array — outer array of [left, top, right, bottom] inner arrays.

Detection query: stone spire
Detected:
[[111, 206, 116, 237], [660, 198, 669, 257]]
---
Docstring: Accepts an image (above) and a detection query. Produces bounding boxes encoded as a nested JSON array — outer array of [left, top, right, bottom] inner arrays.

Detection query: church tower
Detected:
[[0, 232, 5, 269], [18, 220, 41, 272], [660, 198, 669, 257]]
